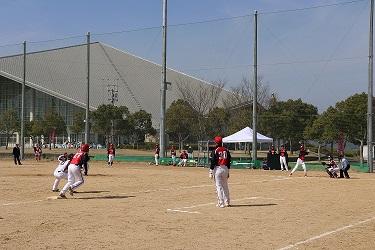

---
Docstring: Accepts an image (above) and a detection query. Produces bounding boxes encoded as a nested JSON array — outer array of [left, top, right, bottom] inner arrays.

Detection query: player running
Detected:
[[58, 144, 90, 199]]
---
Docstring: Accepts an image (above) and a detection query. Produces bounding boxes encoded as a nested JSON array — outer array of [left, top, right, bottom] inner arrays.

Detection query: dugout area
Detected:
[[1, 160, 375, 249]]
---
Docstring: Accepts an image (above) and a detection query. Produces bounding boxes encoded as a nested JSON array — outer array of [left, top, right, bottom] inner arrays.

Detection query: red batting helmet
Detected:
[[214, 136, 222, 144], [81, 143, 90, 152]]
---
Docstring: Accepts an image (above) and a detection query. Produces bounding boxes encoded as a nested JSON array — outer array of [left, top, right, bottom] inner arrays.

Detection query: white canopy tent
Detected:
[[222, 127, 273, 143]]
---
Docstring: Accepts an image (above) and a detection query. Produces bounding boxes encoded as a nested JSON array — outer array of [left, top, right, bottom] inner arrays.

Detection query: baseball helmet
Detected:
[[214, 136, 222, 144], [81, 143, 90, 152]]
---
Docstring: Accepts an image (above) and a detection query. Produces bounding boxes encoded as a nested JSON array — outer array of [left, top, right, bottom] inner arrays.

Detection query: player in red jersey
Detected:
[[58, 144, 90, 199], [107, 143, 116, 167], [210, 136, 231, 208], [289, 143, 309, 177]]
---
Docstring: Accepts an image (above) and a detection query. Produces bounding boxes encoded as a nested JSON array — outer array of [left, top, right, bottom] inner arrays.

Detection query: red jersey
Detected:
[[280, 148, 286, 157], [155, 147, 160, 155], [210, 146, 231, 169], [70, 152, 85, 165], [108, 148, 115, 155], [299, 149, 308, 161], [171, 149, 176, 156]]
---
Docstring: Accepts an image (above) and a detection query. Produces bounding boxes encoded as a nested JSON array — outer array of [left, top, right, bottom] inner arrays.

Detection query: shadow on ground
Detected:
[[230, 203, 277, 207], [76, 195, 135, 200]]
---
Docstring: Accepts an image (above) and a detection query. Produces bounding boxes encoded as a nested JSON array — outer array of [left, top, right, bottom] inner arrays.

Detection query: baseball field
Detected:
[[1, 156, 375, 249]]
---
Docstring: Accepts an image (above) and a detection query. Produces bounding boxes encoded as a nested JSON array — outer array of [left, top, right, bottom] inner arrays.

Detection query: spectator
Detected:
[[170, 145, 177, 166], [12, 144, 22, 165], [154, 144, 160, 166], [187, 146, 193, 159]]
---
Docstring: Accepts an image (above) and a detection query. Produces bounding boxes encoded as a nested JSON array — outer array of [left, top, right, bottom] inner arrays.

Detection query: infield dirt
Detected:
[[1, 159, 375, 249]]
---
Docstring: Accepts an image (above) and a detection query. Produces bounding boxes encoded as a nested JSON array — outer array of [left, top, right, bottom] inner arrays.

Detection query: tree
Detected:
[[0, 109, 20, 149], [175, 77, 225, 140], [205, 107, 230, 139], [335, 93, 367, 163], [223, 76, 272, 136], [71, 111, 86, 142], [128, 110, 156, 147], [261, 99, 318, 150], [166, 99, 197, 149], [91, 104, 130, 144], [44, 108, 67, 149]]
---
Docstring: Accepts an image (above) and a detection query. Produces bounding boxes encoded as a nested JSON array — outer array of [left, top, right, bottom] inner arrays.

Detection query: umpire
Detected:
[[338, 154, 350, 179]]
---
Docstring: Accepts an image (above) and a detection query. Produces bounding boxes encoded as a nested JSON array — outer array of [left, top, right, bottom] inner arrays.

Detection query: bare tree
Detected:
[[175, 77, 225, 140], [223, 76, 272, 109]]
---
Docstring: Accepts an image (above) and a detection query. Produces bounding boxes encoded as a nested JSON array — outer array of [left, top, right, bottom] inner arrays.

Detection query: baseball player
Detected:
[[154, 144, 160, 166], [289, 144, 309, 177], [52, 153, 73, 192], [279, 145, 289, 171], [107, 143, 116, 167], [58, 144, 90, 199], [170, 145, 177, 166], [177, 150, 188, 167], [324, 155, 339, 178], [210, 136, 231, 208]]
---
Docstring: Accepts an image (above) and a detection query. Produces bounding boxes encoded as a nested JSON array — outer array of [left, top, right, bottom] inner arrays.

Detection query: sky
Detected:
[[0, 0, 371, 112]]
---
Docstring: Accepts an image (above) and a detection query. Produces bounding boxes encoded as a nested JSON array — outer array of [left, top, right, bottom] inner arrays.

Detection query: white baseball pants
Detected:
[[214, 165, 230, 206], [291, 158, 306, 175], [280, 156, 288, 171], [155, 154, 159, 165], [52, 170, 68, 191], [61, 164, 84, 195], [108, 154, 114, 165]]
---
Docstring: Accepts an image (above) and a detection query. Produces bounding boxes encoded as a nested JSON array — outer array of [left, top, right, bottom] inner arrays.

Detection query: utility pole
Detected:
[[252, 11, 258, 165], [85, 32, 90, 144], [20, 41, 26, 159], [368, 0, 374, 172], [160, 0, 168, 157], [108, 84, 118, 144]]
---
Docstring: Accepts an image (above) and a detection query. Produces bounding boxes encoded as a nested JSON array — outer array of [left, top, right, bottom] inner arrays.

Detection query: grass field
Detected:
[[1, 159, 375, 249]]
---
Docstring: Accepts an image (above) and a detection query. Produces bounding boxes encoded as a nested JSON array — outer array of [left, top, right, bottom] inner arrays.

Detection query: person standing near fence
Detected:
[[279, 145, 289, 171], [12, 144, 22, 165], [209, 136, 231, 208], [107, 143, 116, 167], [289, 144, 309, 177], [170, 145, 177, 166], [154, 144, 160, 166]]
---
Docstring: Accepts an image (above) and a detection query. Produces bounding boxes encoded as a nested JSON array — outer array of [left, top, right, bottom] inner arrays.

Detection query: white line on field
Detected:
[[166, 209, 201, 214], [278, 215, 375, 250]]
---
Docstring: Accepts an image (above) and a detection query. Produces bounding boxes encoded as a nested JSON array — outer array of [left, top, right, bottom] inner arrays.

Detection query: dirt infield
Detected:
[[1, 159, 375, 249]]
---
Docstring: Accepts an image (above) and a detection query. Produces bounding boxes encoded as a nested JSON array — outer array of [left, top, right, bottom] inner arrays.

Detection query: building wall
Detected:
[[0, 75, 84, 128]]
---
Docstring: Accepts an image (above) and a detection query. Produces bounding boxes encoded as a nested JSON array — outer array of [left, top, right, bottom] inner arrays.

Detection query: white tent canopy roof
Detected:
[[222, 127, 273, 143]]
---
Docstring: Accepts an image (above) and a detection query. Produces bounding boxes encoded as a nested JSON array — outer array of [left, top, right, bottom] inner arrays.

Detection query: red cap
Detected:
[[214, 136, 222, 144]]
